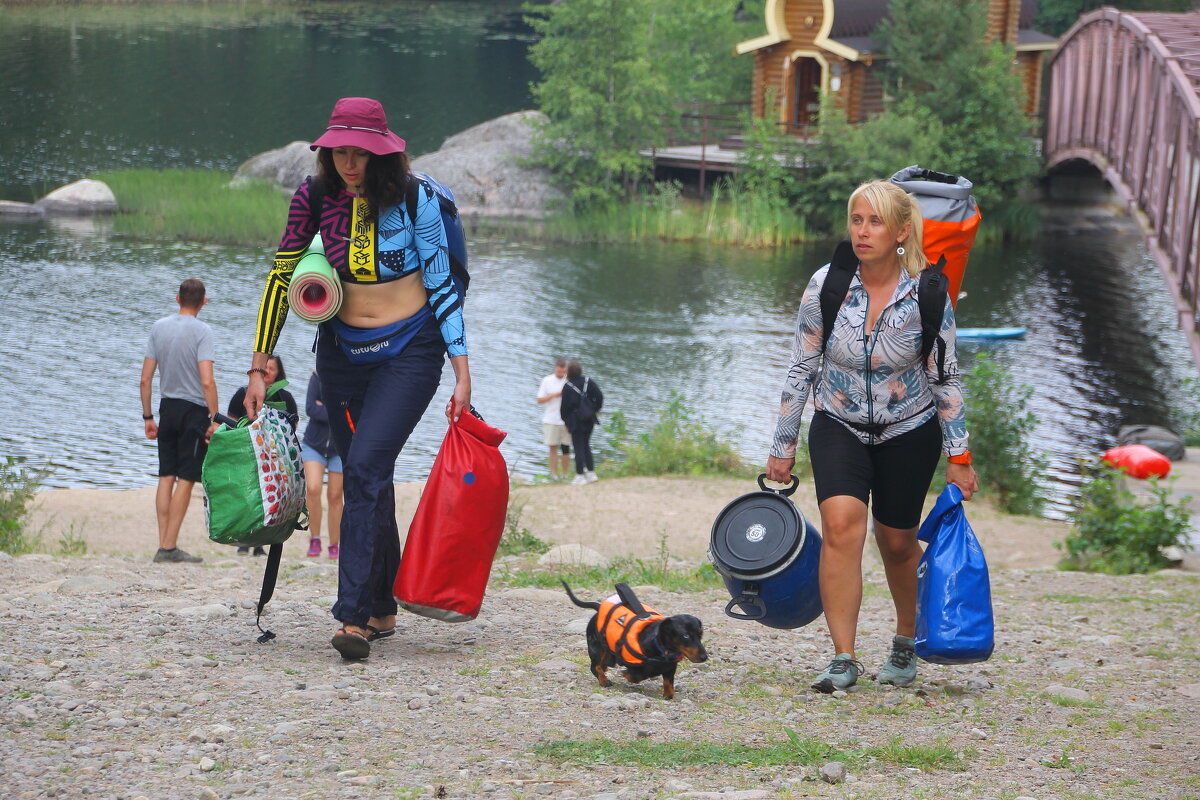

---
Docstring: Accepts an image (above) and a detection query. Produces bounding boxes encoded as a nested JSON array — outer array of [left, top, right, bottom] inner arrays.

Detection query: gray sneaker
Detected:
[[153, 547, 203, 563], [812, 653, 863, 693], [877, 635, 918, 686]]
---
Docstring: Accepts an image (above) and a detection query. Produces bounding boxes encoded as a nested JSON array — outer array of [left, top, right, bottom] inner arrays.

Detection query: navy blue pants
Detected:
[[317, 315, 444, 627]]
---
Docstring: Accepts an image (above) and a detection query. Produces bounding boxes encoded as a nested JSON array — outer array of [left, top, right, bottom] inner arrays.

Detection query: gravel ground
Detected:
[[2, 546, 1198, 800]]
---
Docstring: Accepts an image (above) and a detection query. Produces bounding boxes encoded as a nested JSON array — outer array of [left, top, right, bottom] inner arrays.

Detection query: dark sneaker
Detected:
[[252, 546, 266, 556], [812, 653, 863, 693], [877, 635, 918, 687], [236, 546, 250, 555], [153, 547, 203, 564]]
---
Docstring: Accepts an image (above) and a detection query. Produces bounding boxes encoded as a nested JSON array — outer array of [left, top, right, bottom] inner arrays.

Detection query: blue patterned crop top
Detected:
[[254, 177, 467, 358]]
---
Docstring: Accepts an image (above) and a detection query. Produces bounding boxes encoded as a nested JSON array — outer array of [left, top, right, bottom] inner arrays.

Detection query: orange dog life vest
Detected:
[[597, 594, 682, 666]]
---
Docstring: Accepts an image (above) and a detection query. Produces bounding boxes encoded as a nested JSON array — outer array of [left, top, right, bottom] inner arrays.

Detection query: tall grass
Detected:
[[543, 180, 809, 248], [97, 169, 288, 246], [603, 394, 751, 478]]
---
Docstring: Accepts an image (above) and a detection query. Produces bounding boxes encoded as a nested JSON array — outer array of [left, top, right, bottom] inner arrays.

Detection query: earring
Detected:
[[896, 245, 906, 256]]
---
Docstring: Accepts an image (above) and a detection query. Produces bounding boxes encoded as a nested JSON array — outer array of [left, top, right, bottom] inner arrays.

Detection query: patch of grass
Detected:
[[603, 394, 751, 478], [534, 730, 968, 771], [1046, 693, 1101, 709], [495, 499, 550, 557], [96, 168, 289, 246], [0, 455, 46, 555], [57, 523, 88, 556]]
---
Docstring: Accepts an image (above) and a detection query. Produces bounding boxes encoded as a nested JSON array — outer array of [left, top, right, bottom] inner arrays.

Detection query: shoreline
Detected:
[[27, 475, 1072, 570]]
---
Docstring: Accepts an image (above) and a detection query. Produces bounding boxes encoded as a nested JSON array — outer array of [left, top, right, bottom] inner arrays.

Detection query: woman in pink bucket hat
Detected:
[[243, 96, 471, 661]]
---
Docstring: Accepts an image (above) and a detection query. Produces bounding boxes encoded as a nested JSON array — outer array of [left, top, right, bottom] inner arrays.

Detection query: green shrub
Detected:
[[0, 456, 46, 555], [963, 353, 1047, 515], [97, 168, 288, 246], [496, 499, 551, 557], [1058, 462, 1193, 574], [603, 394, 748, 477]]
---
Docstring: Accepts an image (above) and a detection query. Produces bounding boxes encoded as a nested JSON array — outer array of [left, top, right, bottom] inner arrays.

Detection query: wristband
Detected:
[[947, 450, 972, 465], [246, 367, 268, 377], [142, 414, 154, 420]]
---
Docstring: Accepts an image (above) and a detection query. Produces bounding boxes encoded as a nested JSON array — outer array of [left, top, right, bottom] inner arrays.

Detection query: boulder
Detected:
[[35, 179, 118, 216], [232, 141, 318, 190], [411, 110, 564, 218], [0, 200, 44, 219]]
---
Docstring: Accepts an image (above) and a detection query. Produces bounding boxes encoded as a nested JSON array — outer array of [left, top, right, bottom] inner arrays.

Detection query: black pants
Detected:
[[316, 316, 445, 627], [570, 421, 595, 474]]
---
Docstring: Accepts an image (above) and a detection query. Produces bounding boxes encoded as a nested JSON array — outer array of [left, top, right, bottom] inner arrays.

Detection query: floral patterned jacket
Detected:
[[770, 264, 969, 459]]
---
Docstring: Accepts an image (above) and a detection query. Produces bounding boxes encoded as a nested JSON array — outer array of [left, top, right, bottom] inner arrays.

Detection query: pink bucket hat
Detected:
[[310, 97, 406, 155]]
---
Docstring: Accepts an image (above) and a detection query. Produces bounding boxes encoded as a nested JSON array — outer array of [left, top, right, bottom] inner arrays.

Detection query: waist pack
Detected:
[[914, 484, 994, 664], [327, 307, 432, 365], [202, 407, 307, 642]]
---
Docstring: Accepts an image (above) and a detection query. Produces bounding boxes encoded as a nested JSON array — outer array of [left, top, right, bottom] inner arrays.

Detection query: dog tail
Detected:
[[561, 580, 600, 611]]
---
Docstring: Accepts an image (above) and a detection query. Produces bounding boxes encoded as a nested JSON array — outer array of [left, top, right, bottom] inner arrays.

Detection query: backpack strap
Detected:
[[254, 543, 284, 643], [820, 240, 858, 350], [306, 176, 325, 230], [918, 256, 950, 385], [404, 174, 422, 229]]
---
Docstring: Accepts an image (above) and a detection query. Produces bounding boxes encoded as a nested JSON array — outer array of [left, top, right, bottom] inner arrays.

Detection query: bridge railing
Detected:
[[1046, 8, 1200, 357]]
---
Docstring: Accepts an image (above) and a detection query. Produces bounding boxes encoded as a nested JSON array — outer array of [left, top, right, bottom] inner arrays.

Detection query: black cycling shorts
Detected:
[[157, 398, 210, 482], [807, 411, 943, 530]]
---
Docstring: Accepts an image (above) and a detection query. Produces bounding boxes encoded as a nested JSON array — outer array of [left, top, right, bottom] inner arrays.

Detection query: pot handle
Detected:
[[757, 472, 799, 497], [724, 584, 767, 621]]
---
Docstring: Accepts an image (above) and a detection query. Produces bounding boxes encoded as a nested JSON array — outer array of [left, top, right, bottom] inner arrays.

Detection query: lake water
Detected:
[[1, 2, 1197, 520]]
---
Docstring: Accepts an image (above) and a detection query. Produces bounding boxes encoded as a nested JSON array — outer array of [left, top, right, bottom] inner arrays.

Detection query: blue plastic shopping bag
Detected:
[[914, 483, 994, 664]]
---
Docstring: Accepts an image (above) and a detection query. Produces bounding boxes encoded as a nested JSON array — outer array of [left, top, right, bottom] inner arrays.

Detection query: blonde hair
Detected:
[[847, 180, 928, 277]]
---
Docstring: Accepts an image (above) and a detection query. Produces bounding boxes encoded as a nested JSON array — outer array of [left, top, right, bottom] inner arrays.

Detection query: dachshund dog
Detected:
[[562, 580, 707, 699]]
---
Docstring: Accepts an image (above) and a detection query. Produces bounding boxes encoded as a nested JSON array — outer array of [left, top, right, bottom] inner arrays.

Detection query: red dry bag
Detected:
[[1101, 444, 1171, 480], [394, 410, 509, 622]]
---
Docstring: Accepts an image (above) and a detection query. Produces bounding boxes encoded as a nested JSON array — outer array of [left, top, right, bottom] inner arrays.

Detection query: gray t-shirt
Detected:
[[144, 313, 215, 407]]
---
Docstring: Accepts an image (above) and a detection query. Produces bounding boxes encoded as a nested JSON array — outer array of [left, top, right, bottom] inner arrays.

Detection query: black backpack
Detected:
[[567, 377, 600, 425], [306, 172, 469, 294], [819, 240, 950, 384]]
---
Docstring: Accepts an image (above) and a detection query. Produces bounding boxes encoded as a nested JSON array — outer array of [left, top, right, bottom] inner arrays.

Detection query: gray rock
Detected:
[[36, 179, 118, 216], [1176, 683, 1200, 699], [411, 110, 565, 218], [0, 200, 44, 218], [532, 658, 579, 674], [501, 587, 566, 603], [1044, 684, 1090, 702], [537, 543, 608, 568], [819, 761, 847, 784], [175, 604, 234, 619], [232, 141, 318, 190], [58, 576, 120, 595]]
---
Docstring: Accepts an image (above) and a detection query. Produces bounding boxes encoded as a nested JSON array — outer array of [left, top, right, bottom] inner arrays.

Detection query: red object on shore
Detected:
[[394, 411, 508, 622], [1101, 444, 1171, 479]]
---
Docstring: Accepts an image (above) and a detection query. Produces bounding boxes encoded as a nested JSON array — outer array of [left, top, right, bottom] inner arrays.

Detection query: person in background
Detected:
[[301, 370, 343, 560], [559, 359, 603, 486], [536, 358, 572, 481], [226, 354, 298, 555], [243, 96, 471, 661], [765, 180, 979, 693], [140, 278, 220, 564]]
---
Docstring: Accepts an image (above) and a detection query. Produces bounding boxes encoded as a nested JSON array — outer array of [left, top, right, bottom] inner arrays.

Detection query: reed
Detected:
[[543, 181, 809, 247], [97, 169, 288, 246]]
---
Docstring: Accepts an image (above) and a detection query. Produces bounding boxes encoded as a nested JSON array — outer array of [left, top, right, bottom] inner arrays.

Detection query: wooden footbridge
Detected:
[[1045, 8, 1200, 366]]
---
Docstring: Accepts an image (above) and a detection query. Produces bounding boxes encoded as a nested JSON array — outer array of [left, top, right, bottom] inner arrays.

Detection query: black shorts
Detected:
[[157, 398, 210, 482], [807, 411, 943, 530]]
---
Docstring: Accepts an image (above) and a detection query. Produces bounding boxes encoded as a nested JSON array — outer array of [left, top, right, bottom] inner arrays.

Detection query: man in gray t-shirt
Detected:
[[140, 278, 219, 564]]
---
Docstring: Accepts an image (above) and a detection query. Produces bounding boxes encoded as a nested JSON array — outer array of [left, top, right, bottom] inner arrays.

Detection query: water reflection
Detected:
[[2, 219, 1197, 518]]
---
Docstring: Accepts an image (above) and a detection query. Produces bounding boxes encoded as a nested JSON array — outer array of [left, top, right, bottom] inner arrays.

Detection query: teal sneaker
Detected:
[[877, 635, 918, 687], [812, 653, 863, 693]]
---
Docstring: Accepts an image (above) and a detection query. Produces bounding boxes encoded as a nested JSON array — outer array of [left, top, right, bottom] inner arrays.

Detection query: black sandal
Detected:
[[365, 624, 396, 642], [330, 625, 371, 660]]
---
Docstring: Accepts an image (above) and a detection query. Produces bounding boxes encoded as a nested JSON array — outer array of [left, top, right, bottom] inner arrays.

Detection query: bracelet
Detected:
[[142, 414, 154, 420], [246, 367, 268, 377]]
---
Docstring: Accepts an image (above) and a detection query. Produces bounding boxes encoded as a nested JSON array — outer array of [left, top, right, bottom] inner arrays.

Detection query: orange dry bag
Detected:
[[890, 166, 982, 307], [1101, 444, 1171, 480]]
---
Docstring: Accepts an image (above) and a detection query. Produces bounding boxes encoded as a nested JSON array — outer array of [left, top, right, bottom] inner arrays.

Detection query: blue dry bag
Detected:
[[914, 483, 994, 664]]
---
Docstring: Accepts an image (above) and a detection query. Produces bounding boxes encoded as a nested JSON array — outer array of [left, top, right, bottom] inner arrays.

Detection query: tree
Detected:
[[525, 0, 675, 209]]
